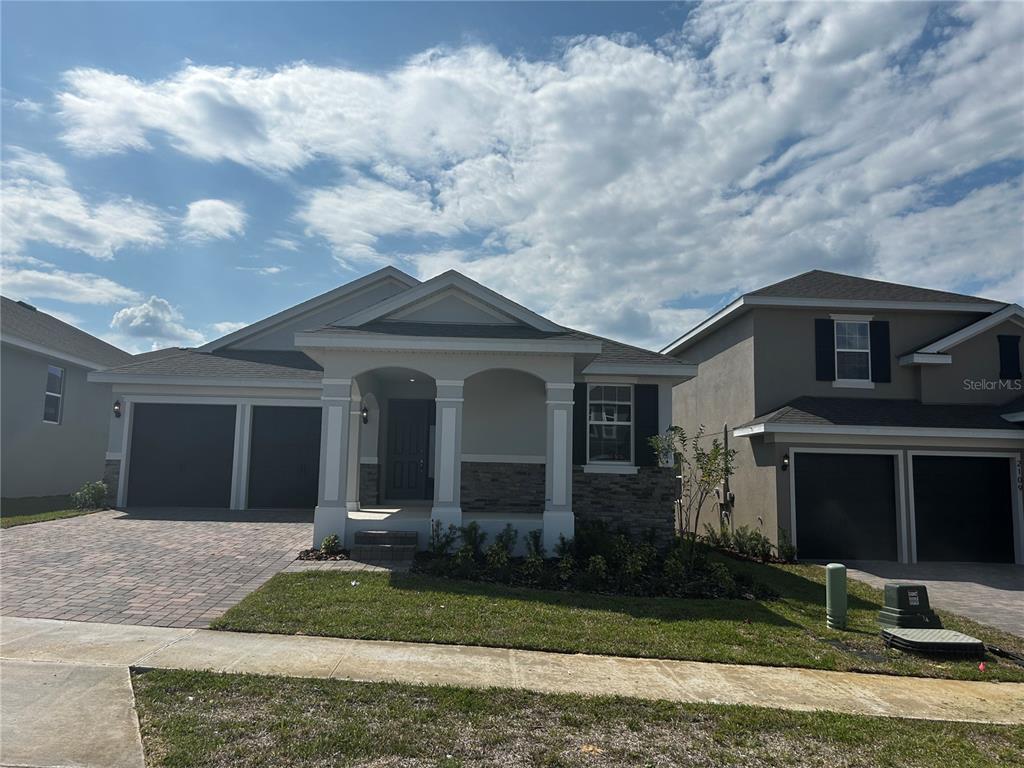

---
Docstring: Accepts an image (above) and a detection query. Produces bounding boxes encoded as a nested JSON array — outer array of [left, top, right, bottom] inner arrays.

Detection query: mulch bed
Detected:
[[296, 548, 351, 561]]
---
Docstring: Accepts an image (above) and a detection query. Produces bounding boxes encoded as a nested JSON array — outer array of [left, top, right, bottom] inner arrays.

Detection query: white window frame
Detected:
[[586, 383, 634, 465], [43, 364, 65, 425], [832, 315, 873, 389]]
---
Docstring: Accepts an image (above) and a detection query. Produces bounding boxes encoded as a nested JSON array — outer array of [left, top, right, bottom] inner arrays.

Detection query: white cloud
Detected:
[[1, 147, 166, 260], [54, 3, 1024, 347], [237, 265, 286, 276], [267, 237, 300, 251], [210, 320, 248, 335], [182, 198, 247, 241], [5, 97, 44, 116], [110, 296, 205, 346], [1, 265, 143, 305]]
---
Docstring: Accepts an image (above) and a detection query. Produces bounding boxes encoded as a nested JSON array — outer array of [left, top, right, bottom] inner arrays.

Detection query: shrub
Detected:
[[661, 549, 737, 598], [320, 534, 341, 556], [72, 480, 106, 510], [777, 529, 797, 563], [580, 554, 609, 591], [450, 546, 479, 579], [518, 553, 545, 586], [485, 543, 513, 583], [732, 526, 774, 562], [459, 521, 487, 560], [429, 520, 459, 557], [702, 523, 733, 550], [525, 529, 545, 559], [494, 524, 517, 555], [557, 553, 576, 586]]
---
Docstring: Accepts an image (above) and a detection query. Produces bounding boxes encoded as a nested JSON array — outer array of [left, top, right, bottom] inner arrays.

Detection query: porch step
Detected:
[[350, 544, 417, 562], [354, 530, 418, 547]]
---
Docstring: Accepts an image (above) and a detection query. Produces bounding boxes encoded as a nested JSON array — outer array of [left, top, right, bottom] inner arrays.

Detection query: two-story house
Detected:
[[663, 270, 1023, 565]]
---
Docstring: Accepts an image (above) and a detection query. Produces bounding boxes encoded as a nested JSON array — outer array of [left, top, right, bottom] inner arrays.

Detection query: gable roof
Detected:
[[1, 296, 132, 369], [198, 266, 419, 353], [911, 303, 1024, 356], [89, 347, 322, 388]]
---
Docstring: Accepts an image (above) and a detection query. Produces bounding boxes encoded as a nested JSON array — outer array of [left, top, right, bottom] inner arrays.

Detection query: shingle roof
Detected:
[[1, 296, 132, 368], [749, 270, 993, 304], [97, 348, 322, 379], [740, 396, 1022, 432]]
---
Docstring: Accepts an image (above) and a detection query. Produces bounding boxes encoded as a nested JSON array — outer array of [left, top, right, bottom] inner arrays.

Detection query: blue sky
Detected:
[[2, 1, 1022, 352]]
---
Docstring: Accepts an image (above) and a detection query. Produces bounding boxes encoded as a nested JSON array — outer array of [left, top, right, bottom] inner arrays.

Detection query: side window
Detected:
[[43, 365, 65, 424], [587, 384, 633, 463], [834, 321, 871, 382]]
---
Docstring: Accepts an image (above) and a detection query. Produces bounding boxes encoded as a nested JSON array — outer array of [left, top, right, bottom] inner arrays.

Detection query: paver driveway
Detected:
[[1, 508, 311, 628]]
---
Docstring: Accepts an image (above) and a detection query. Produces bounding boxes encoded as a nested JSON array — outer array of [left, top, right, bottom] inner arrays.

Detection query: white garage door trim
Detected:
[[908, 450, 1023, 565], [789, 447, 909, 564]]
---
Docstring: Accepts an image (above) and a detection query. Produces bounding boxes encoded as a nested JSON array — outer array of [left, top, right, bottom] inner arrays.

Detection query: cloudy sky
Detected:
[[2, 2, 1022, 353]]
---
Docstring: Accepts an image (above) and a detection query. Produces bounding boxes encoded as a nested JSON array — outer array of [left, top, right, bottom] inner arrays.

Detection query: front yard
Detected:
[[0, 507, 100, 528], [212, 557, 1024, 682], [132, 668, 1023, 768]]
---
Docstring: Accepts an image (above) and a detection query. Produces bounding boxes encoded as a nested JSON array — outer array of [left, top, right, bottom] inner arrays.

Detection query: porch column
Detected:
[[543, 383, 575, 552], [344, 389, 362, 515], [431, 380, 464, 530], [313, 378, 353, 546], [229, 402, 253, 510]]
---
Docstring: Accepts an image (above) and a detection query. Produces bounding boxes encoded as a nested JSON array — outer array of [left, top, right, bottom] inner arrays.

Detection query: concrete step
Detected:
[[354, 530, 418, 547], [350, 543, 417, 562]]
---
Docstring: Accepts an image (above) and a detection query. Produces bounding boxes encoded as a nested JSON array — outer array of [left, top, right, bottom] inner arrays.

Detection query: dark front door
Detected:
[[247, 406, 322, 509], [385, 399, 431, 500], [913, 455, 1014, 563]]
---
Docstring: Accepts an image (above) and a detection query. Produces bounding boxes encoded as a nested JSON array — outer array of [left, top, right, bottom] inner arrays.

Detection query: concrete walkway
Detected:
[[3, 616, 1023, 732]]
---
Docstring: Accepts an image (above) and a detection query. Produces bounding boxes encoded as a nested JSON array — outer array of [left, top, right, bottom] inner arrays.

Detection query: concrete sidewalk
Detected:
[[3, 616, 1023, 728]]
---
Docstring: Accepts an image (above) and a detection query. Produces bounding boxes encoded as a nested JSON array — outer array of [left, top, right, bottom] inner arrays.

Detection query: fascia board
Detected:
[[295, 331, 601, 355], [2, 334, 109, 371]]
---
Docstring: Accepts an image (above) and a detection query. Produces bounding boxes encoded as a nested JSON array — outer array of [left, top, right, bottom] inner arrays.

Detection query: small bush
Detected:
[[518, 553, 545, 586], [733, 526, 774, 562], [777, 530, 797, 563], [428, 520, 459, 557], [320, 534, 341, 556], [459, 521, 487, 559], [557, 553, 576, 586], [71, 480, 106, 510], [484, 543, 513, 583], [580, 554, 609, 591], [702, 523, 733, 550], [525, 529, 545, 559], [450, 546, 479, 580]]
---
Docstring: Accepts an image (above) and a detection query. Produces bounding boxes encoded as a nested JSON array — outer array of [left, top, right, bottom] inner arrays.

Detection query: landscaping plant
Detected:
[[71, 480, 107, 510]]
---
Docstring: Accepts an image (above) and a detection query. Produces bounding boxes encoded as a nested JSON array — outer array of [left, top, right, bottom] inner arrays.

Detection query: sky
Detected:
[[2, 1, 1022, 354]]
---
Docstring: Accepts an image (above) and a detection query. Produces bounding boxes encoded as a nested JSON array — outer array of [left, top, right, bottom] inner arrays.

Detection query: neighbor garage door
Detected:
[[912, 455, 1014, 563], [794, 452, 899, 561], [246, 406, 321, 509], [126, 403, 236, 507]]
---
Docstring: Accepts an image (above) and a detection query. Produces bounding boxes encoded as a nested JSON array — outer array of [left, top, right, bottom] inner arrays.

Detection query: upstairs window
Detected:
[[43, 365, 65, 424], [588, 384, 633, 463], [835, 320, 871, 382]]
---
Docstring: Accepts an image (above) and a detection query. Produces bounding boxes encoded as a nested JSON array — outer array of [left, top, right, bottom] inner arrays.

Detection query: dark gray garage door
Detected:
[[127, 404, 236, 507], [913, 455, 1014, 563], [247, 406, 321, 509], [794, 452, 898, 561]]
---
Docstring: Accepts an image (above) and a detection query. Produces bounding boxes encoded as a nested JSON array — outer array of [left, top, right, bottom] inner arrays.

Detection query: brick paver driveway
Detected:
[[1, 509, 311, 628]]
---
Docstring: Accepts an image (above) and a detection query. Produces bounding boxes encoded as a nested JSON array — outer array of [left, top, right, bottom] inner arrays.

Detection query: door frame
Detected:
[[908, 450, 1023, 565], [789, 447, 908, 563], [383, 398, 434, 503]]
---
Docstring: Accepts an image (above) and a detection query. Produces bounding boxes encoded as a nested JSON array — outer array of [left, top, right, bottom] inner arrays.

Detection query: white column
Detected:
[[345, 394, 362, 514], [543, 383, 575, 552], [431, 380, 464, 529], [115, 398, 133, 508], [229, 403, 253, 510], [313, 378, 353, 546]]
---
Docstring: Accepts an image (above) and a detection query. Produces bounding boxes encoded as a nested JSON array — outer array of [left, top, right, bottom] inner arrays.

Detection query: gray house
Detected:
[[90, 268, 693, 550], [663, 271, 1024, 565], [1, 297, 133, 503]]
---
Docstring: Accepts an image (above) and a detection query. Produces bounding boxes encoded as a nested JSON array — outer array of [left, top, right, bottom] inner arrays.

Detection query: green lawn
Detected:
[[0, 507, 101, 528], [132, 668, 1024, 768], [212, 559, 1024, 682]]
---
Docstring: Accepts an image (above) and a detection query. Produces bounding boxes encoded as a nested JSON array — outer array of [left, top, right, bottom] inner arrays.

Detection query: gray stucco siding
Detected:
[[921, 319, 1024, 405]]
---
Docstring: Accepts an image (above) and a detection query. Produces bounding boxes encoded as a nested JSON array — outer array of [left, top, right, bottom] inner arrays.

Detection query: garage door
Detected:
[[247, 406, 321, 509], [913, 455, 1014, 563], [794, 452, 898, 560], [127, 404, 236, 507]]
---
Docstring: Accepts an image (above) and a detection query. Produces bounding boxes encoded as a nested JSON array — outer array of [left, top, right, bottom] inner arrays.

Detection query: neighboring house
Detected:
[[1, 297, 133, 502], [90, 268, 694, 550], [663, 270, 1024, 565]]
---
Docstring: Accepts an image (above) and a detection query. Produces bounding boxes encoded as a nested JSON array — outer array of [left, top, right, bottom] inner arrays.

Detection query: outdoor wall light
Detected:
[[113, 400, 122, 419], [361, 406, 369, 424], [781, 454, 789, 471], [409, 377, 416, 382]]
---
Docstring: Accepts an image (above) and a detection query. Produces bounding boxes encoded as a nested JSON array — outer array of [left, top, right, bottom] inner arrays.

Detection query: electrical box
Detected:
[[877, 583, 942, 629]]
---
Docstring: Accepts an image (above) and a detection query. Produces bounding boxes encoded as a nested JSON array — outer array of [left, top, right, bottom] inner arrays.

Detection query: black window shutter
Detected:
[[869, 320, 891, 383], [572, 383, 587, 465], [814, 319, 836, 381], [633, 384, 659, 467], [998, 335, 1022, 379]]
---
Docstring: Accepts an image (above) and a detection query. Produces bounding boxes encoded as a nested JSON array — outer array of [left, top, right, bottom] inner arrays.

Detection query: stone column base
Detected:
[[313, 505, 347, 547], [542, 508, 574, 553]]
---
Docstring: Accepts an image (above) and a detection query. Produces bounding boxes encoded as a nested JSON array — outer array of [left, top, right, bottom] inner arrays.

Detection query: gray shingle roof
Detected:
[[740, 396, 1022, 432], [1, 296, 132, 368], [97, 348, 322, 379], [749, 270, 994, 304]]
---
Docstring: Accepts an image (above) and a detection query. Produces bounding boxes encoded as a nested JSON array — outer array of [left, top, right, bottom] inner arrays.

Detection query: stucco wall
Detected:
[[921, 319, 1024, 405], [1, 343, 112, 498], [462, 369, 546, 458]]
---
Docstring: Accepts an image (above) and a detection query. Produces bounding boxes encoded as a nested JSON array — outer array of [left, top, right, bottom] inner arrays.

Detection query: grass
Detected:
[[132, 668, 1024, 768], [212, 558, 1024, 682], [0, 506, 101, 528]]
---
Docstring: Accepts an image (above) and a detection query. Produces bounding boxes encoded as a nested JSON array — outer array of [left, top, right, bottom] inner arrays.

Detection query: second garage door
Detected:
[[794, 452, 899, 561], [247, 406, 321, 509]]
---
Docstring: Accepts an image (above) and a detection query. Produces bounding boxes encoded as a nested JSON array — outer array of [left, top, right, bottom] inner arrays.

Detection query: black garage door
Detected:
[[127, 404, 236, 507], [913, 456, 1014, 563], [794, 452, 898, 560], [247, 406, 321, 509]]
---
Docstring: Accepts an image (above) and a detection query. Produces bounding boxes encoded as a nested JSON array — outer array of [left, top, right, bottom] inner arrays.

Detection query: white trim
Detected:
[[1003, 411, 1024, 423], [829, 313, 874, 322], [323, 406, 344, 502], [581, 362, 697, 378], [544, 382, 576, 390], [88, 372, 323, 389], [388, 286, 519, 325], [438, 406, 457, 503], [229, 404, 246, 510], [116, 399, 133, 507], [435, 379, 465, 387], [832, 379, 875, 390], [359, 457, 379, 464], [898, 353, 953, 366], [833, 318, 872, 385], [916, 304, 1023, 354], [435, 397, 464, 403], [42, 364, 65, 424], [322, 378, 352, 385], [295, 332, 601, 355], [2, 334, 114, 371], [462, 453, 546, 464], [197, 266, 419, 352], [583, 464, 638, 475], [734, 422, 1024, 441], [553, 409, 568, 505], [105, 452, 122, 461], [112, 395, 320, 407]]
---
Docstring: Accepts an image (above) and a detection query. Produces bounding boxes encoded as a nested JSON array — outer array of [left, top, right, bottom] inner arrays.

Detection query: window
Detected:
[[834, 321, 871, 382], [587, 384, 632, 463], [43, 365, 64, 424]]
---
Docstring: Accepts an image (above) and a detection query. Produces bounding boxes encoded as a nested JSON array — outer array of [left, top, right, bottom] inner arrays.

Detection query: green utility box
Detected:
[[877, 583, 942, 629]]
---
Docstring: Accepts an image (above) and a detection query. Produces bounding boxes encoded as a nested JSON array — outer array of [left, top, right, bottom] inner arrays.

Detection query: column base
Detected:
[[542, 508, 574, 553], [345, 501, 360, 513], [313, 505, 347, 547], [431, 505, 462, 530]]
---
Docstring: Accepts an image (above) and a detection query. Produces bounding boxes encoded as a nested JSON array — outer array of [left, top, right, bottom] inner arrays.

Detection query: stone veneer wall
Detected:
[[572, 466, 677, 543], [460, 461, 545, 516], [359, 463, 380, 506], [103, 459, 120, 506]]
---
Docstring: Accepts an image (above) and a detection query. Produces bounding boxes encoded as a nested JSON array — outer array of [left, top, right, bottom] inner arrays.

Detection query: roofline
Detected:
[[915, 304, 1023, 355], [660, 296, 1004, 356], [732, 422, 1024, 441], [580, 362, 697, 378], [295, 331, 602, 355], [1003, 411, 1024, 423], [197, 266, 420, 353], [333, 270, 565, 333], [86, 371, 322, 388], [897, 353, 952, 366], [2, 333, 118, 371]]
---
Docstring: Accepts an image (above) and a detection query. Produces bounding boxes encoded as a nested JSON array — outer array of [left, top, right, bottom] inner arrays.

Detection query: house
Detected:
[[1, 297, 133, 504], [89, 267, 694, 550], [662, 270, 1024, 565]]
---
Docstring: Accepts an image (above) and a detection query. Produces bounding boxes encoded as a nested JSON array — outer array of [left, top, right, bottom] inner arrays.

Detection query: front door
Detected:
[[385, 399, 431, 500]]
